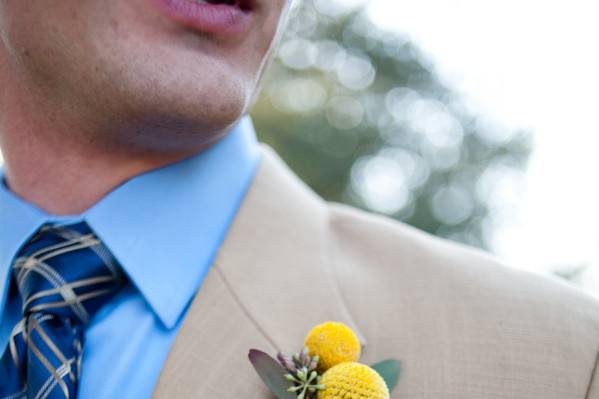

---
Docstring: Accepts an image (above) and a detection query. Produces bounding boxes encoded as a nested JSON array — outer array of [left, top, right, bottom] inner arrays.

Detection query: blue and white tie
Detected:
[[0, 222, 124, 399]]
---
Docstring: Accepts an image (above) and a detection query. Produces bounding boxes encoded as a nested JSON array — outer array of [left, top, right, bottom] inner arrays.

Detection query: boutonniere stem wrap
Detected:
[[249, 321, 400, 399]]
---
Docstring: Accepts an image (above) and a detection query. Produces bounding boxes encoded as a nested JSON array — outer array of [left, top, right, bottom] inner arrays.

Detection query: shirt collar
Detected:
[[0, 117, 260, 328]]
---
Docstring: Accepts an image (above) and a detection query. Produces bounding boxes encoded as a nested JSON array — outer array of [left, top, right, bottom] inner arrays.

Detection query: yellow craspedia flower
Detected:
[[304, 321, 361, 371], [317, 362, 389, 399]]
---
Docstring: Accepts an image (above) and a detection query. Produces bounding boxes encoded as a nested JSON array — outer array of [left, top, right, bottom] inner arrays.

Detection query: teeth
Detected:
[[191, 0, 243, 8], [202, 0, 237, 4]]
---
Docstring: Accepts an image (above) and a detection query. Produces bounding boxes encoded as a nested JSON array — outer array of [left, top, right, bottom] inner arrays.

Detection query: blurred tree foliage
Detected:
[[251, 0, 531, 250]]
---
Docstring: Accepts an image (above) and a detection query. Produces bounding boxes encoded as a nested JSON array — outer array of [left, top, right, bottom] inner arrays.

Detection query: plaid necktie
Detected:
[[0, 222, 125, 399]]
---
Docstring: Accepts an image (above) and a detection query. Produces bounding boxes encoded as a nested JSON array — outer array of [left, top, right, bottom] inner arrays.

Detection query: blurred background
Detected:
[[251, 0, 599, 296]]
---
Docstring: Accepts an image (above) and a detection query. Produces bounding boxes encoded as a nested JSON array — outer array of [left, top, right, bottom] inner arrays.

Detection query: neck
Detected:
[[0, 85, 209, 216], [2, 135, 192, 216]]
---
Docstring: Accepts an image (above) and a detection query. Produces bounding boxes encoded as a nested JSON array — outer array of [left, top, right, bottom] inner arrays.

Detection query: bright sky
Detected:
[[365, 0, 599, 294]]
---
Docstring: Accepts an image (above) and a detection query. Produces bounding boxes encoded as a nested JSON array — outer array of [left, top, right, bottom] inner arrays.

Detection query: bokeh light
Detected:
[[253, 0, 532, 257]]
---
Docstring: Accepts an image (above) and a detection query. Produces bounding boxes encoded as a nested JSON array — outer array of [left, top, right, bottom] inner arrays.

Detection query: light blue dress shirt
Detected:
[[0, 117, 260, 398]]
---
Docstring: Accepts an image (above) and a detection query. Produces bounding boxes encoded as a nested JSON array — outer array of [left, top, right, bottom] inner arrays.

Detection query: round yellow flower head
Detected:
[[317, 362, 389, 399], [304, 321, 361, 372]]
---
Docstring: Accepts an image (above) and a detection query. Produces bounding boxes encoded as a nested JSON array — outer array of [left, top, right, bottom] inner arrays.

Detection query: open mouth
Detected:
[[196, 0, 253, 12]]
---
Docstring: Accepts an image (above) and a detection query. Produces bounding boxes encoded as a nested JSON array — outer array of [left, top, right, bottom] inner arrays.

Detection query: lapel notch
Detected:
[[154, 147, 365, 398]]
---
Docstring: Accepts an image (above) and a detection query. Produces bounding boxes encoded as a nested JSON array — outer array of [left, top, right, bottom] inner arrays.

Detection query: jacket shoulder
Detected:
[[325, 202, 599, 397], [326, 202, 599, 321]]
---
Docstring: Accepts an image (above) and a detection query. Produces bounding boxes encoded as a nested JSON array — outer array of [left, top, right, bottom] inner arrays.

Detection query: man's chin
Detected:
[[87, 57, 252, 151], [109, 95, 248, 154]]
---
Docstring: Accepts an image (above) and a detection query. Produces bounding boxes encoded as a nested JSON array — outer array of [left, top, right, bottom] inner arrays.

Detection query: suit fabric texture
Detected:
[[152, 146, 599, 398]]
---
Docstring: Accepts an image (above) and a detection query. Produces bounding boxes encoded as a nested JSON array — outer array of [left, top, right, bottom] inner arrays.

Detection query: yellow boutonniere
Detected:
[[249, 321, 400, 399]]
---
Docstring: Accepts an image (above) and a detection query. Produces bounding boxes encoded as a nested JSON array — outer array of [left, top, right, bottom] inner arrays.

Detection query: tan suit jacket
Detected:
[[153, 146, 599, 398]]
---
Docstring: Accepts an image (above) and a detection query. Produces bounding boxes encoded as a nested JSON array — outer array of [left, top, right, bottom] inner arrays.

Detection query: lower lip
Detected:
[[152, 0, 253, 36]]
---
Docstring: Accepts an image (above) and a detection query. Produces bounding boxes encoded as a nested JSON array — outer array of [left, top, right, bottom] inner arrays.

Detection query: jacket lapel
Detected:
[[153, 147, 365, 398]]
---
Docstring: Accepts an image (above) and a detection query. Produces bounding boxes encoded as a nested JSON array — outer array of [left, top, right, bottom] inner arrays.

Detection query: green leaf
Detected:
[[371, 359, 401, 392], [248, 349, 297, 399]]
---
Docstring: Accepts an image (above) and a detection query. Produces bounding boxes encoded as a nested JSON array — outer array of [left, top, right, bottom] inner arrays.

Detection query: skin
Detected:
[[0, 0, 292, 214]]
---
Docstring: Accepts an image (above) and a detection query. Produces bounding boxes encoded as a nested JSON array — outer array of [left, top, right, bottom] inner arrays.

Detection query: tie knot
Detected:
[[12, 221, 125, 324]]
